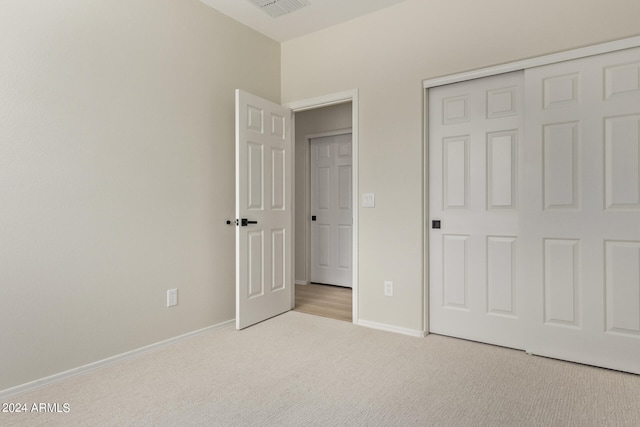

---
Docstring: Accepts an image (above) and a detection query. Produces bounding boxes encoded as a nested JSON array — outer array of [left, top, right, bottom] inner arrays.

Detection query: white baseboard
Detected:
[[295, 280, 309, 285], [0, 319, 235, 400], [357, 319, 426, 338]]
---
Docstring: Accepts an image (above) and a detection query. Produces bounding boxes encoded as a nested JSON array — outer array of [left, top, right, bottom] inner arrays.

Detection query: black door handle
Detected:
[[240, 218, 258, 227]]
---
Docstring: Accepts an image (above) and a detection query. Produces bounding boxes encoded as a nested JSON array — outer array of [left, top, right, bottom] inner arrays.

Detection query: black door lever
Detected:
[[240, 218, 258, 227]]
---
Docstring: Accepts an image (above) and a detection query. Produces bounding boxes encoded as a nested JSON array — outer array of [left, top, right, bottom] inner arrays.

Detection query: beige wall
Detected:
[[293, 103, 353, 284], [0, 0, 280, 390], [281, 0, 640, 331]]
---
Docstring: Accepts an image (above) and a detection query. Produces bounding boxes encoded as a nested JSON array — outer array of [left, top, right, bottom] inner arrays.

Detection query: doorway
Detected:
[[288, 95, 357, 322]]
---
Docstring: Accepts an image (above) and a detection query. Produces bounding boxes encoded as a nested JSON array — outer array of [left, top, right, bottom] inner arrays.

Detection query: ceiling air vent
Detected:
[[248, 0, 311, 18]]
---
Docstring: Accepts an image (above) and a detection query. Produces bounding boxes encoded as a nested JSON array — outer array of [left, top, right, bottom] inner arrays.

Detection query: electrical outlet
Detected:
[[362, 193, 375, 208], [167, 289, 178, 307], [384, 281, 393, 297]]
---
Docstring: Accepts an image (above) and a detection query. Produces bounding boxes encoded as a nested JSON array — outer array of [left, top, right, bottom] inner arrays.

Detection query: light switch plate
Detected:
[[362, 193, 375, 208], [384, 281, 393, 296]]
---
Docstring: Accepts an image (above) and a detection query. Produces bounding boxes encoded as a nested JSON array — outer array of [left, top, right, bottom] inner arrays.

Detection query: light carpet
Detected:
[[2, 311, 640, 426]]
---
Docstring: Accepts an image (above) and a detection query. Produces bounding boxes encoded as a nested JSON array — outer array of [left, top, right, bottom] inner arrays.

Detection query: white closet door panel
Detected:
[[523, 46, 640, 374], [429, 71, 525, 350]]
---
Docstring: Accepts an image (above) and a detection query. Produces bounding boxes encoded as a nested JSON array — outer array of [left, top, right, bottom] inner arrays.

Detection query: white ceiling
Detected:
[[199, 0, 411, 42]]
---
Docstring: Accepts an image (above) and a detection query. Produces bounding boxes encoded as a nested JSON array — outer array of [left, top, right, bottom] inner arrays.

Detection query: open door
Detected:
[[235, 89, 293, 330]]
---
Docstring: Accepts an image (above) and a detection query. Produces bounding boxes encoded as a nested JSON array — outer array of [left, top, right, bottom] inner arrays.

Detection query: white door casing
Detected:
[[429, 71, 525, 349], [286, 89, 359, 323], [310, 133, 353, 287], [236, 89, 293, 330]]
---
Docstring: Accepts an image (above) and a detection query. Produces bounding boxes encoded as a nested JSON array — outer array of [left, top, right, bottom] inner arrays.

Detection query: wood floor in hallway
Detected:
[[293, 283, 352, 322]]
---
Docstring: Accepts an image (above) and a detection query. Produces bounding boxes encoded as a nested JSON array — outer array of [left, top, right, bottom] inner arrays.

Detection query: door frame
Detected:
[[422, 35, 640, 334], [285, 89, 359, 324]]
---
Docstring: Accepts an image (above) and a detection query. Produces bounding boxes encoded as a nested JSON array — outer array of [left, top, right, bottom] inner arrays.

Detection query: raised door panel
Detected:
[[487, 236, 517, 317], [543, 73, 580, 109], [604, 115, 640, 210], [605, 62, 640, 99], [487, 131, 517, 209], [247, 142, 264, 210], [543, 122, 580, 210], [271, 229, 286, 292], [271, 148, 285, 211], [247, 231, 264, 299], [605, 241, 640, 336], [543, 239, 580, 328], [316, 225, 330, 268], [442, 234, 469, 310], [443, 136, 469, 209]]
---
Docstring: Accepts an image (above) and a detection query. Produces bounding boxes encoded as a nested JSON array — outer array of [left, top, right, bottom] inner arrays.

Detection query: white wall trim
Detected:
[[295, 280, 309, 285], [285, 89, 359, 325], [423, 35, 640, 88], [422, 88, 429, 335], [0, 319, 234, 400], [286, 89, 356, 112], [358, 319, 426, 338]]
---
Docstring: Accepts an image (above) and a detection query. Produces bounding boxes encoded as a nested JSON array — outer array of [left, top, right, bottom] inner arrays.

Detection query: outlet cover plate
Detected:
[[362, 193, 375, 208], [167, 289, 178, 307]]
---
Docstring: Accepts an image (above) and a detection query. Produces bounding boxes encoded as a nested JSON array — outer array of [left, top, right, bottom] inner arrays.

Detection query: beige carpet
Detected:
[[3, 311, 640, 426]]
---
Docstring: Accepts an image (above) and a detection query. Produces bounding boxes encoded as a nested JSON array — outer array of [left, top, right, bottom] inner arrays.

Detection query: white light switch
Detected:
[[362, 193, 375, 208], [384, 281, 393, 296]]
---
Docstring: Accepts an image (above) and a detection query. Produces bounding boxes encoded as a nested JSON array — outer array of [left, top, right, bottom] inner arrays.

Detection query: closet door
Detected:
[[523, 47, 640, 374], [429, 71, 525, 349], [429, 46, 640, 374]]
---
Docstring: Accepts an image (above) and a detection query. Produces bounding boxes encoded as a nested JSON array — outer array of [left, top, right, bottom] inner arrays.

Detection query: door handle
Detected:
[[239, 218, 258, 227]]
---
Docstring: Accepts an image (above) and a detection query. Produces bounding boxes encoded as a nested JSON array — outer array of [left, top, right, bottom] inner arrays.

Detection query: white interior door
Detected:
[[310, 133, 353, 287], [522, 47, 640, 374], [236, 89, 293, 330], [429, 71, 525, 349]]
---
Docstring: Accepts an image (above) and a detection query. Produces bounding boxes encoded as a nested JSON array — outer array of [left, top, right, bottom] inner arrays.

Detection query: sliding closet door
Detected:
[[429, 71, 525, 350], [429, 46, 640, 374], [522, 47, 640, 374]]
